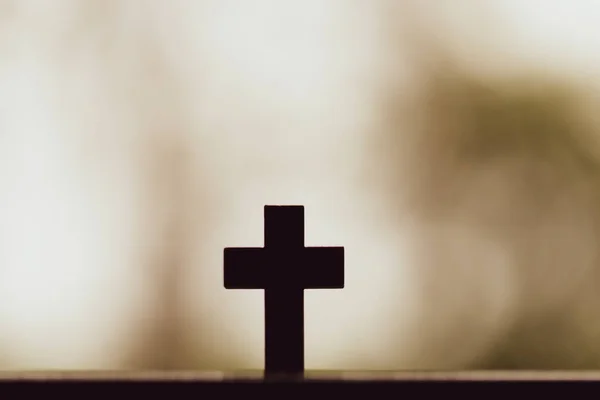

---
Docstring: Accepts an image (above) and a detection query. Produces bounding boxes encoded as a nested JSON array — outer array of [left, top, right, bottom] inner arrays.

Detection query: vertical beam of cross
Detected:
[[224, 205, 344, 376]]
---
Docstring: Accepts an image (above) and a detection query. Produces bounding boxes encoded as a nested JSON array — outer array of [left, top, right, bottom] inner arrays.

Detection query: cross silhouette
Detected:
[[224, 205, 344, 376]]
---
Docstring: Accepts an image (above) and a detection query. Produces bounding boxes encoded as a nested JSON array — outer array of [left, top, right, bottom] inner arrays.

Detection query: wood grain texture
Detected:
[[0, 370, 598, 381]]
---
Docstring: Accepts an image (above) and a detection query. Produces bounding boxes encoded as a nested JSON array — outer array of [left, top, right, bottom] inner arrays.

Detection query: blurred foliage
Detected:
[[378, 54, 600, 368], [378, 64, 600, 216], [434, 76, 600, 178]]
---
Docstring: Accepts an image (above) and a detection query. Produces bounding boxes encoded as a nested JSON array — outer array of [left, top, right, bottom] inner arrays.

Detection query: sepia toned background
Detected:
[[1, 0, 600, 371]]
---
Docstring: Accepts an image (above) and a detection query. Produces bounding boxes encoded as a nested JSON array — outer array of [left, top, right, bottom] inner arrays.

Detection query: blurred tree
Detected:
[[376, 3, 600, 369]]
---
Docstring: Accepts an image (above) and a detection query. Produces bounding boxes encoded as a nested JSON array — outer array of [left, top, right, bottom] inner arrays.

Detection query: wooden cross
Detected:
[[224, 205, 344, 376]]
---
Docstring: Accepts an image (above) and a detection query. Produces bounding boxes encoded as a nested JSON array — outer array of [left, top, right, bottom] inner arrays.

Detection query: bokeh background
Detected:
[[1, 0, 600, 371]]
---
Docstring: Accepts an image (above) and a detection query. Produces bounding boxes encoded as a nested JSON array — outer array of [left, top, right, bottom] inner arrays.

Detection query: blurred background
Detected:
[[1, 0, 600, 371]]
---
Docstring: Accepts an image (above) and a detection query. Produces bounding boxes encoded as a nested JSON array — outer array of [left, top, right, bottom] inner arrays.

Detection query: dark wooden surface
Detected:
[[0, 370, 599, 381]]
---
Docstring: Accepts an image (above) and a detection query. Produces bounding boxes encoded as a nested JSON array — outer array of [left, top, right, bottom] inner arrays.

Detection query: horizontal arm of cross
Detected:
[[224, 247, 266, 289], [224, 245, 344, 290], [301, 246, 344, 289]]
